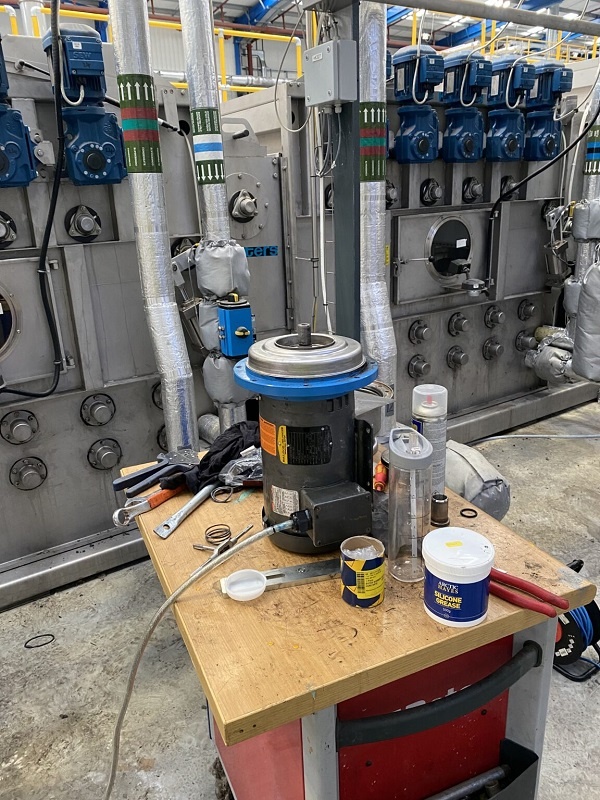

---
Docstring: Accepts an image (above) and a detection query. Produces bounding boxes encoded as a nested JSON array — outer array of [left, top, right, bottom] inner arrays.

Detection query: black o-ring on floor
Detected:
[[460, 508, 478, 519], [24, 634, 55, 649]]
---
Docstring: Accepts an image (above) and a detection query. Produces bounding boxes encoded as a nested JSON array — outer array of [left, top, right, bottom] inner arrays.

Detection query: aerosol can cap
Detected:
[[412, 384, 448, 419]]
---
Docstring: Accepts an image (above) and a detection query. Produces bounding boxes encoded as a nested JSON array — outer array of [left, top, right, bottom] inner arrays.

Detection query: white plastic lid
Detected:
[[222, 569, 267, 601], [423, 527, 495, 579], [388, 425, 433, 470], [412, 384, 448, 418]]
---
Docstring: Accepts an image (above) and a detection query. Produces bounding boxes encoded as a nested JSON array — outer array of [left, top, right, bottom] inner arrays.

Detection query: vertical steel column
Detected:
[[107, 0, 198, 452], [333, 3, 361, 341]]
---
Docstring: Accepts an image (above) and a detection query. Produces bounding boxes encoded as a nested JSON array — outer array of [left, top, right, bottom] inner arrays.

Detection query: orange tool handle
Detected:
[[489, 582, 557, 618], [490, 568, 569, 610], [147, 485, 184, 509], [374, 463, 388, 492]]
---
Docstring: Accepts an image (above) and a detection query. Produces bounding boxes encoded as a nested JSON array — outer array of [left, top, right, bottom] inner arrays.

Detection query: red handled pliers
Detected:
[[490, 568, 570, 618]]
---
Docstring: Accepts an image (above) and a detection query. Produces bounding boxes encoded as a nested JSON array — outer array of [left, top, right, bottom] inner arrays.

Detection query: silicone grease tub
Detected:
[[422, 527, 495, 627]]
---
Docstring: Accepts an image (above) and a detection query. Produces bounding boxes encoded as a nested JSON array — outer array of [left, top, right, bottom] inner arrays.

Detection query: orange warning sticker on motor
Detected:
[[259, 416, 277, 456]]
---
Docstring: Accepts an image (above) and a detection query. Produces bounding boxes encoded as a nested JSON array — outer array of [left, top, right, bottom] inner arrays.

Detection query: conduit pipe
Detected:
[[179, 0, 250, 431], [359, 2, 397, 429], [107, 0, 198, 452]]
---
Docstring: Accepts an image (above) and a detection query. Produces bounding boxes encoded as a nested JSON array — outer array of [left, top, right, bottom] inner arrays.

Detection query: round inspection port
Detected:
[[426, 218, 471, 282], [0, 285, 18, 359]]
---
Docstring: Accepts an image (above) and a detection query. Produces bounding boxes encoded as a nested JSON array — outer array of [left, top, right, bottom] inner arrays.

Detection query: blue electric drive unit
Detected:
[[527, 60, 573, 110], [487, 55, 536, 109], [393, 45, 445, 104], [441, 52, 492, 106], [0, 36, 37, 187], [486, 109, 524, 162], [42, 25, 127, 186], [395, 104, 439, 163], [217, 301, 254, 358], [442, 107, 484, 163], [524, 110, 561, 161]]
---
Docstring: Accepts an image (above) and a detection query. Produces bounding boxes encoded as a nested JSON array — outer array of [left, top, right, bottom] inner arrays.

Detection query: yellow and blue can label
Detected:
[[341, 555, 385, 608]]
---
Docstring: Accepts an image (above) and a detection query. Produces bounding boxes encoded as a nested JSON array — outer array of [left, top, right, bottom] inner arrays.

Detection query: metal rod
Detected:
[[355, 0, 600, 37], [424, 766, 508, 800]]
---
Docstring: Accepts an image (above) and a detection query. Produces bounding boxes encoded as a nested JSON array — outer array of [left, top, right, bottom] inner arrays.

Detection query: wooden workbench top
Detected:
[[125, 468, 595, 747]]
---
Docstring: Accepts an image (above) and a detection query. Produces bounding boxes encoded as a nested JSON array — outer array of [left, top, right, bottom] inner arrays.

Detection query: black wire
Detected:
[[0, 0, 64, 398], [486, 99, 600, 275]]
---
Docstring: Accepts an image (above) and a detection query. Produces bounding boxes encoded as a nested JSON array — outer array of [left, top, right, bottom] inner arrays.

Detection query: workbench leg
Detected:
[[505, 617, 558, 797], [301, 706, 339, 800]]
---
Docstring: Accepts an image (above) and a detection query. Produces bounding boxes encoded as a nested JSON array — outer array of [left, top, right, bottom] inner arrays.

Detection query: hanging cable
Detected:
[[411, 11, 429, 106], [274, 8, 313, 135], [102, 519, 296, 800], [0, 0, 64, 399], [59, 39, 85, 107]]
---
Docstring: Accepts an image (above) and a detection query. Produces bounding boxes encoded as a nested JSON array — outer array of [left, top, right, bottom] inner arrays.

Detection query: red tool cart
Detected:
[[133, 485, 595, 800]]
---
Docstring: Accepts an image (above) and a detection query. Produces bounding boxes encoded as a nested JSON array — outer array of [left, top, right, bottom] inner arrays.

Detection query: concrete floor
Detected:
[[1, 401, 599, 800]]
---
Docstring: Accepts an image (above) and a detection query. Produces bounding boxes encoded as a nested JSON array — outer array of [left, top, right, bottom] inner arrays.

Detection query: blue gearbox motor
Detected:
[[0, 36, 37, 187], [486, 109, 524, 162], [395, 104, 439, 163], [43, 25, 126, 186], [527, 60, 573, 110], [441, 52, 492, 106], [524, 110, 561, 161], [487, 56, 536, 109], [442, 107, 484, 163], [393, 45, 444, 104], [523, 61, 572, 162]]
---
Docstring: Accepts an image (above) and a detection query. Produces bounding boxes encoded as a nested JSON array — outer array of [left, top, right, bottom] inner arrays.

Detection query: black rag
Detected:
[[160, 421, 260, 493]]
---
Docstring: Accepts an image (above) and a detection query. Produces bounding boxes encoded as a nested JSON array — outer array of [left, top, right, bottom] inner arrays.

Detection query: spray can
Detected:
[[412, 384, 448, 497]]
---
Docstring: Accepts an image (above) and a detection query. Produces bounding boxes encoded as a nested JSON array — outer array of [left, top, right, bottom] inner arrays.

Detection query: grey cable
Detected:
[[103, 519, 294, 800], [473, 433, 600, 443]]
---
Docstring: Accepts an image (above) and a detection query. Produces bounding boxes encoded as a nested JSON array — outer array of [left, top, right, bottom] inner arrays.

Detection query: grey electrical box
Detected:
[[303, 40, 357, 108]]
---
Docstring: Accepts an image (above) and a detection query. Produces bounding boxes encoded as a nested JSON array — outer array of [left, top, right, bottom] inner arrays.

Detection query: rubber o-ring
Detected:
[[24, 633, 55, 649], [460, 508, 478, 519]]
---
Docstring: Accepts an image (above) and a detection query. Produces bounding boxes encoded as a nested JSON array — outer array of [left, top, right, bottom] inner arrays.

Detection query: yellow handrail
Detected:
[[0, 5, 18, 35]]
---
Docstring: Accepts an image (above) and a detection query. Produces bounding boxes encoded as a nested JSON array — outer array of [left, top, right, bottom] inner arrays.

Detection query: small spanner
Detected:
[[113, 485, 184, 528], [153, 482, 219, 539]]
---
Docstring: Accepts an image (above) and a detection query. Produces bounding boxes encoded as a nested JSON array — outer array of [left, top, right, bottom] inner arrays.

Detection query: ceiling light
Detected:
[[536, 7, 548, 13], [524, 25, 544, 35], [563, 12, 578, 20], [448, 14, 463, 24]]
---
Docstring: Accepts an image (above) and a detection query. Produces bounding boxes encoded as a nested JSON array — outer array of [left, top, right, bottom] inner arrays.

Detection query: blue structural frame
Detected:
[[236, 0, 283, 26]]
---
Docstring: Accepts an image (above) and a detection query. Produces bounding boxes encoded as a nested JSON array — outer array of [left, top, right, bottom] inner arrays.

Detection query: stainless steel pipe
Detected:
[[321, 0, 600, 38], [107, 0, 198, 452]]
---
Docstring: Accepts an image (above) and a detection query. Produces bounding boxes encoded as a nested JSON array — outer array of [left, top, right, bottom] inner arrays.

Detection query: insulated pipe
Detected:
[[107, 0, 198, 452], [372, 0, 600, 38], [574, 78, 600, 283], [179, 0, 231, 243], [359, 2, 397, 429]]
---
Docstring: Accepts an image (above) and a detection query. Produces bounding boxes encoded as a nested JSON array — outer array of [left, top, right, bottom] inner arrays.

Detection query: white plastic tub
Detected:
[[422, 527, 495, 627]]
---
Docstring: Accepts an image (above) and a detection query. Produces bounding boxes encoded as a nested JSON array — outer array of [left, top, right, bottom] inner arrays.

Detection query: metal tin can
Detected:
[[340, 536, 385, 608]]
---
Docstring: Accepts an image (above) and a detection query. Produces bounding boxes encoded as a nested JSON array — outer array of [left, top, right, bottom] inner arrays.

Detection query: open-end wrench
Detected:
[[113, 485, 184, 528], [153, 482, 219, 539]]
